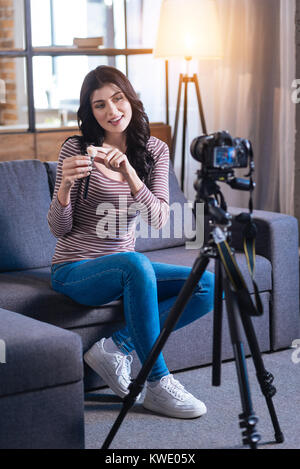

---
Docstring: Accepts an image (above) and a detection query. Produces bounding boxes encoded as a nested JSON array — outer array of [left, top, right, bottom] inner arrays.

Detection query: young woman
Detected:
[[48, 65, 214, 419]]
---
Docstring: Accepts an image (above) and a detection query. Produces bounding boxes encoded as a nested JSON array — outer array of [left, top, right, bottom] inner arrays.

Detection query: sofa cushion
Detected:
[[0, 268, 124, 330], [0, 160, 56, 271], [45, 161, 196, 253], [44, 161, 57, 198], [0, 308, 83, 398], [136, 163, 196, 252], [0, 247, 271, 331], [144, 247, 272, 292]]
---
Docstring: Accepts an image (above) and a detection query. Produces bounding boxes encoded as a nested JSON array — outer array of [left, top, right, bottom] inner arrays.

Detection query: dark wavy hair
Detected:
[[74, 65, 155, 187]]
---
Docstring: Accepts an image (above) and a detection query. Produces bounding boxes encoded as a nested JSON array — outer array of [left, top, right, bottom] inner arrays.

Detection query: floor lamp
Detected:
[[172, 63, 207, 190], [153, 0, 222, 191]]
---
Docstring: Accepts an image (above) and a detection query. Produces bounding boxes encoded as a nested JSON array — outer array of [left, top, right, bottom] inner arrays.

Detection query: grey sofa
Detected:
[[0, 308, 84, 449], [0, 158, 299, 449]]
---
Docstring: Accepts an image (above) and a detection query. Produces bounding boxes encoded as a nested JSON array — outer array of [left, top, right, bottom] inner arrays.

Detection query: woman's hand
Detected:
[[57, 155, 92, 207], [61, 154, 93, 190], [87, 144, 144, 195], [92, 144, 134, 177]]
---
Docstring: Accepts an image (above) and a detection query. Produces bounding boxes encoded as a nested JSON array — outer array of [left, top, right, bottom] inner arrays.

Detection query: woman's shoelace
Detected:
[[161, 375, 192, 400], [114, 358, 193, 400], [115, 354, 133, 383]]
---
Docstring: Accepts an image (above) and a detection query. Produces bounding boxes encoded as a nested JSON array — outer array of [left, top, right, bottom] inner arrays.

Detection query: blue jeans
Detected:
[[51, 252, 214, 382]]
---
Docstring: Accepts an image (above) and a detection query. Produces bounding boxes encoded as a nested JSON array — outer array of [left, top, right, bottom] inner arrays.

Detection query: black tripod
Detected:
[[209, 219, 284, 448], [102, 185, 284, 450]]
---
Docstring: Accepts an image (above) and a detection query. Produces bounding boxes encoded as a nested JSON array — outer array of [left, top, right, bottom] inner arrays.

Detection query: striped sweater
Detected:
[[47, 136, 170, 264]]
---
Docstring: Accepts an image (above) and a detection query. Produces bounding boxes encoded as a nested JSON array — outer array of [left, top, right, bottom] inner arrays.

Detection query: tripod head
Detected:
[[192, 165, 257, 248], [190, 130, 256, 237]]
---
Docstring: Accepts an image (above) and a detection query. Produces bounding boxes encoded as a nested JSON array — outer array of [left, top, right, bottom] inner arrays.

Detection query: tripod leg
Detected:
[[171, 74, 183, 164], [181, 78, 188, 191], [238, 307, 284, 443], [193, 74, 207, 135], [212, 257, 224, 386], [223, 274, 261, 449], [102, 253, 210, 449]]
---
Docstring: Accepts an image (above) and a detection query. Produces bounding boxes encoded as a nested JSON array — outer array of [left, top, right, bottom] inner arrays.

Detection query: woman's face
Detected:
[[90, 83, 132, 135]]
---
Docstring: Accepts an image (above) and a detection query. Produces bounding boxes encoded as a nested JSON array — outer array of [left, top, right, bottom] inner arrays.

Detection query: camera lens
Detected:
[[190, 136, 205, 162]]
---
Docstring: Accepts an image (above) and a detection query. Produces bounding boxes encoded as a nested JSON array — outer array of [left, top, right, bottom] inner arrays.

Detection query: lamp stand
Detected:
[[171, 67, 207, 191]]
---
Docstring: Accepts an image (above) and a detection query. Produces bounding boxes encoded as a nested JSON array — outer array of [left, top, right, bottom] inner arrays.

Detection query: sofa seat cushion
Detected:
[[0, 247, 271, 331], [0, 160, 56, 271], [0, 308, 83, 398], [135, 163, 195, 252], [0, 268, 124, 330], [143, 246, 272, 294]]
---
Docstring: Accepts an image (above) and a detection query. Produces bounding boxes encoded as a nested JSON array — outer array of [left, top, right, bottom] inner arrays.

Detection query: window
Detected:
[[0, 0, 165, 131], [126, 0, 162, 48], [31, 0, 124, 48]]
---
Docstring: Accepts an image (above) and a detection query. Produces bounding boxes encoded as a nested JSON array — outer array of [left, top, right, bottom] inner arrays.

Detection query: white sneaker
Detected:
[[84, 338, 133, 399], [143, 374, 207, 419]]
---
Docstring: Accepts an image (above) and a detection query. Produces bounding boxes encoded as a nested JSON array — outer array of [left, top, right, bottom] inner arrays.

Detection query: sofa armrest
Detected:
[[0, 308, 84, 449], [0, 308, 83, 397], [228, 207, 300, 350]]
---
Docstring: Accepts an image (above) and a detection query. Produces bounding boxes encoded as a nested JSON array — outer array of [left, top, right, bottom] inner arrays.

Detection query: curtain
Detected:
[[279, 0, 295, 215], [174, 0, 295, 215]]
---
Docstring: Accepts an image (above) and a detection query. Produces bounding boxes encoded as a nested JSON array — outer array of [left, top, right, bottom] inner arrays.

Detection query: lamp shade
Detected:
[[153, 0, 222, 59]]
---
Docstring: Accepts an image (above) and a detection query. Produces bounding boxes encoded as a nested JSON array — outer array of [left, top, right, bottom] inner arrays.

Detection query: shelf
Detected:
[[0, 48, 25, 52], [0, 49, 27, 57], [35, 125, 78, 132], [33, 47, 153, 56], [0, 122, 169, 134], [0, 47, 153, 57]]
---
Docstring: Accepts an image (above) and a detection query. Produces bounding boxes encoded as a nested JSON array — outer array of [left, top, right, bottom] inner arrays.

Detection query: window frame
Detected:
[[0, 0, 167, 133]]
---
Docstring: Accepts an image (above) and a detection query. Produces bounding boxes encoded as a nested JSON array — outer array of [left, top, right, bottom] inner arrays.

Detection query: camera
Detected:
[[191, 130, 255, 194], [190, 130, 251, 170]]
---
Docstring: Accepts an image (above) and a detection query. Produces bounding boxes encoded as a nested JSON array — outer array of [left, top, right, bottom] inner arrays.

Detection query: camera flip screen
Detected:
[[213, 146, 237, 168]]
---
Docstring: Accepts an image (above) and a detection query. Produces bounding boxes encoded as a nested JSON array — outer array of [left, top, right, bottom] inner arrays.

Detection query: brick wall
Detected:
[[0, 0, 18, 125]]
